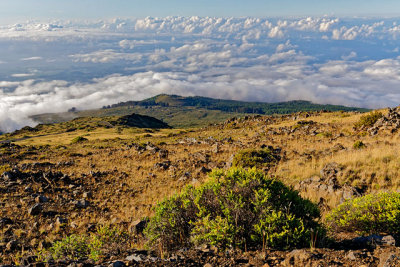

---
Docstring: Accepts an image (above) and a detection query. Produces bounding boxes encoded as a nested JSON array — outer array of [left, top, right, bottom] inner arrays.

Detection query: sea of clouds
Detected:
[[1, 16, 400, 132]]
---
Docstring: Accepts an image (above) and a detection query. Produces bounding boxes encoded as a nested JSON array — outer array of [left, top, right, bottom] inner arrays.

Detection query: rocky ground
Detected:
[[1, 109, 400, 266]]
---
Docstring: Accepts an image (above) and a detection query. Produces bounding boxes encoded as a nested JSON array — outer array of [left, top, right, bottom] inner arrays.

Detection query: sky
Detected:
[[1, 2, 400, 132], [0, 0, 400, 23]]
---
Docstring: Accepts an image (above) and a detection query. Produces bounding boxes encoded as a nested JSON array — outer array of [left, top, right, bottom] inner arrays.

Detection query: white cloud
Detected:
[[341, 51, 357, 60], [1, 16, 400, 132], [21, 57, 42, 61], [268, 26, 284, 38], [3, 55, 400, 132], [119, 39, 135, 49], [70, 50, 142, 63], [11, 73, 34, 78]]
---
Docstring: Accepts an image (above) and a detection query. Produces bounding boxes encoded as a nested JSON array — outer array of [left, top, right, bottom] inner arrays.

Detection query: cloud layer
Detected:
[[1, 16, 400, 132]]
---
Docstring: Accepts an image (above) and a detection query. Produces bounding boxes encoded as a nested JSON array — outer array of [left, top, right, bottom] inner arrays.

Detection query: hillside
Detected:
[[1, 107, 400, 266], [31, 94, 369, 128], [107, 94, 369, 114]]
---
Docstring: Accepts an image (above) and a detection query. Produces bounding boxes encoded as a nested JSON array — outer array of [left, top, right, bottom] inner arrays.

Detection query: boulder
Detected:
[[28, 203, 43, 216]]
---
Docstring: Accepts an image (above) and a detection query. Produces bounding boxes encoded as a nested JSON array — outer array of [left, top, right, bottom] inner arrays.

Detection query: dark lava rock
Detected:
[[108, 261, 126, 267], [35, 195, 49, 203], [74, 199, 90, 209], [353, 235, 396, 247], [1, 171, 19, 182], [28, 203, 43, 216], [0, 217, 13, 226], [5, 240, 18, 252], [130, 218, 149, 235]]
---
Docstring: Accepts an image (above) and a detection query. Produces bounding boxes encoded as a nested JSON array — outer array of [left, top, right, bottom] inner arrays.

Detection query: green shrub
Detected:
[[326, 192, 400, 235], [47, 225, 129, 261], [353, 140, 365, 149], [232, 148, 280, 169], [71, 136, 88, 144], [50, 234, 97, 261], [145, 168, 323, 254], [354, 111, 383, 129]]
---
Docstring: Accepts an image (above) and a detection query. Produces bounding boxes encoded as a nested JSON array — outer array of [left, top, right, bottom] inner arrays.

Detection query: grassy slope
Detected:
[[1, 108, 398, 263], [32, 106, 242, 128], [31, 94, 369, 128]]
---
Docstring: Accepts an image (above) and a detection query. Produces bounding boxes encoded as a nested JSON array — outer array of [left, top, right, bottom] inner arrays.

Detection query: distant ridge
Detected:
[[31, 94, 369, 128], [104, 94, 369, 115]]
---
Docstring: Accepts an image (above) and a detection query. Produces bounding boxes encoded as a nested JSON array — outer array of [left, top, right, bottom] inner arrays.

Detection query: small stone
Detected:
[[28, 203, 43, 216], [74, 199, 89, 209], [2, 171, 15, 181], [83, 191, 92, 198], [24, 186, 33, 193], [382, 235, 396, 246], [6, 240, 18, 251], [212, 144, 220, 153], [56, 217, 68, 225], [198, 166, 211, 174], [108, 261, 125, 267], [126, 254, 145, 262], [0, 217, 13, 225], [346, 251, 356, 260], [130, 219, 148, 235], [35, 195, 49, 203]]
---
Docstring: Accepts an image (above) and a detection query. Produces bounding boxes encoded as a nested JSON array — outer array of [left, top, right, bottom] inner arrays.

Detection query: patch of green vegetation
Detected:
[[45, 225, 129, 262], [145, 168, 323, 254], [354, 111, 383, 129], [232, 148, 280, 169], [0, 164, 11, 173], [326, 192, 400, 235], [316, 132, 332, 138], [353, 140, 366, 149], [70, 136, 88, 144]]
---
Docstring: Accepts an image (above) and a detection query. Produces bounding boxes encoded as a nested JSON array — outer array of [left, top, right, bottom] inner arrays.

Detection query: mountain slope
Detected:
[[108, 94, 369, 114], [31, 94, 369, 128]]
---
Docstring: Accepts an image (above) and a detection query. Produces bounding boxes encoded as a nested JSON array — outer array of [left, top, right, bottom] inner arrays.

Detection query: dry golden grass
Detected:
[[2, 108, 400, 262]]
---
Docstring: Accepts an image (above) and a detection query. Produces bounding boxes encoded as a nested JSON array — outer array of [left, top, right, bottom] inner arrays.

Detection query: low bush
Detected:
[[232, 148, 280, 169], [353, 140, 365, 149], [326, 192, 400, 235], [354, 111, 383, 129], [47, 225, 129, 261], [70, 136, 88, 144], [145, 168, 323, 254], [50, 234, 96, 261]]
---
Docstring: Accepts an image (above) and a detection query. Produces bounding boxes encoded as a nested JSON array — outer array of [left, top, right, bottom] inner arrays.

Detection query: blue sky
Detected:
[[0, 0, 399, 23]]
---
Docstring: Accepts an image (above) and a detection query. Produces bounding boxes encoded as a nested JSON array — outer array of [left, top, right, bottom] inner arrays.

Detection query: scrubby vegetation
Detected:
[[45, 225, 129, 262], [2, 105, 400, 266], [353, 140, 365, 149], [70, 136, 88, 144], [354, 111, 383, 129], [326, 192, 400, 235], [232, 148, 280, 169], [145, 168, 323, 254]]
